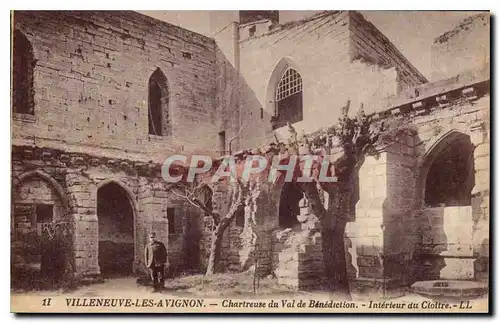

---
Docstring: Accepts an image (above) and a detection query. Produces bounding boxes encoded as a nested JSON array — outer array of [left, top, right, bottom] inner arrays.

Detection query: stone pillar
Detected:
[[346, 153, 387, 292], [235, 181, 278, 277], [347, 132, 418, 296], [470, 123, 490, 281], [138, 180, 169, 272], [66, 172, 100, 277], [136, 178, 152, 273]]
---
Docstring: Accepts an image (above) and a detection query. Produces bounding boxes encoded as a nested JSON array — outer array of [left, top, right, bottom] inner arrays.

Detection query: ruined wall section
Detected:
[[431, 13, 490, 81], [348, 11, 428, 93]]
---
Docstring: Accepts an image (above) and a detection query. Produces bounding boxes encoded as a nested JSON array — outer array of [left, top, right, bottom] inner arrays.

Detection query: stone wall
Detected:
[[345, 89, 489, 295], [210, 182, 279, 276], [12, 11, 218, 162], [348, 11, 428, 92], [431, 13, 490, 81], [11, 146, 204, 277], [235, 11, 427, 150]]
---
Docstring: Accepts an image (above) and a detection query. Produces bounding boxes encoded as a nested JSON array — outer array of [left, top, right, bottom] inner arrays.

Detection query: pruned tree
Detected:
[[164, 100, 407, 290], [285, 101, 411, 299], [293, 104, 380, 299], [166, 163, 248, 276]]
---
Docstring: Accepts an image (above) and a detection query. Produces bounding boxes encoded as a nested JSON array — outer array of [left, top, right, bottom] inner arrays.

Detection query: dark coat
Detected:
[[144, 240, 167, 268]]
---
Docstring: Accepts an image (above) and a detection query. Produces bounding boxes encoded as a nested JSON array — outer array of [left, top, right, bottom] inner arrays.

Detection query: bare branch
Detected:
[[171, 186, 216, 218]]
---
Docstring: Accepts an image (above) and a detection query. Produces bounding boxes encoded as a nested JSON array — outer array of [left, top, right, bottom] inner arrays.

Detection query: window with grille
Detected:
[[12, 29, 35, 115], [274, 67, 303, 129]]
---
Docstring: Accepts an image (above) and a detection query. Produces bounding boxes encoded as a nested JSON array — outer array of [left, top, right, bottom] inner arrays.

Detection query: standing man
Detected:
[[144, 232, 168, 292]]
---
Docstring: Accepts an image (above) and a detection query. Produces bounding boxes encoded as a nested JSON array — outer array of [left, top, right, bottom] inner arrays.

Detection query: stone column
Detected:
[[66, 171, 100, 277], [136, 177, 152, 273], [138, 180, 169, 271], [470, 121, 490, 281], [347, 132, 418, 296], [346, 153, 387, 292]]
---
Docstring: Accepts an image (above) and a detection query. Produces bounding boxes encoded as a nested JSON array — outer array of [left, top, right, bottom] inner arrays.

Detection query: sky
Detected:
[[138, 10, 479, 79]]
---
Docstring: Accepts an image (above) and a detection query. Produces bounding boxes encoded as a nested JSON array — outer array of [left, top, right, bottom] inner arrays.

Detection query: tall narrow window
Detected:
[[235, 207, 245, 228], [275, 67, 303, 129], [218, 131, 226, 156], [148, 68, 169, 136], [12, 29, 35, 115], [167, 208, 176, 234]]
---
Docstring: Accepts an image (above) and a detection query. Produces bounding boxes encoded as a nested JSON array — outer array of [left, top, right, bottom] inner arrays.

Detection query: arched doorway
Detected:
[[97, 182, 135, 277], [424, 132, 475, 207], [416, 131, 476, 281], [278, 182, 303, 229], [11, 171, 70, 289]]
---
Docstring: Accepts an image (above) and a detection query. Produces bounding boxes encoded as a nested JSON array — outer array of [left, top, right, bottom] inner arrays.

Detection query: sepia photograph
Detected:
[[9, 9, 490, 314]]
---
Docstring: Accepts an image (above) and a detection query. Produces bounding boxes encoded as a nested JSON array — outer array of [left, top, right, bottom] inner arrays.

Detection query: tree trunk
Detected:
[[205, 216, 233, 276], [321, 218, 351, 299], [299, 181, 351, 299], [205, 230, 224, 276]]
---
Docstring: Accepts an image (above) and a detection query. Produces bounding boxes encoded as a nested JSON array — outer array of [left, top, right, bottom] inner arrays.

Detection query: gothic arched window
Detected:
[[148, 68, 170, 136], [12, 29, 35, 115], [274, 67, 303, 129]]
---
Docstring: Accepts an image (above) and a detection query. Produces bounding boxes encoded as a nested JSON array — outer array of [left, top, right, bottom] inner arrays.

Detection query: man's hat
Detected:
[[149, 232, 156, 238]]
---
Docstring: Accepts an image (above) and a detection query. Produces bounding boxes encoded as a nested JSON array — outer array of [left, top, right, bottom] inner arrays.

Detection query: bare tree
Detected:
[[165, 101, 404, 290], [286, 102, 407, 299], [167, 172, 247, 276]]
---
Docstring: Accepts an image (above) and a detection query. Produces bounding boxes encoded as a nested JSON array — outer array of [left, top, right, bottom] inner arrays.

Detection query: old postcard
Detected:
[[10, 10, 490, 313]]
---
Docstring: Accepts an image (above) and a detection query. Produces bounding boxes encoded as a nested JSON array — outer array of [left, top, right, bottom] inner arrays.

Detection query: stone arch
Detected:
[[419, 130, 475, 207], [15, 170, 69, 213], [96, 179, 137, 276], [96, 178, 138, 213], [265, 56, 303, 128], [277, 182, 304, 229], [12, 170, 71, 283]]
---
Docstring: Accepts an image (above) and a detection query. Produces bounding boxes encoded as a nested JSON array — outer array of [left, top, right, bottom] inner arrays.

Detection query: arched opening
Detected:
[[12, 29, 35, 115], [265, 57, 303, 130], [274, 67, 303, 129], [415, 131, 477, 281], [97, 182, 135, 277], [278, 182, 303, 229], [148, 68, 169, 136], [11, 172, 69, 289], [424, 132, 475, 207]]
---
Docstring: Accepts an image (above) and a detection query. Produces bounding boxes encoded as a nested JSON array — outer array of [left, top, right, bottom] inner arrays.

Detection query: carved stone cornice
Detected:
[[11, 145, 163, 179]]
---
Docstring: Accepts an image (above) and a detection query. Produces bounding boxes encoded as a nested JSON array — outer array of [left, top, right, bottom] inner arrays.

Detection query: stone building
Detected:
[[11, 10, 489, 294]]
